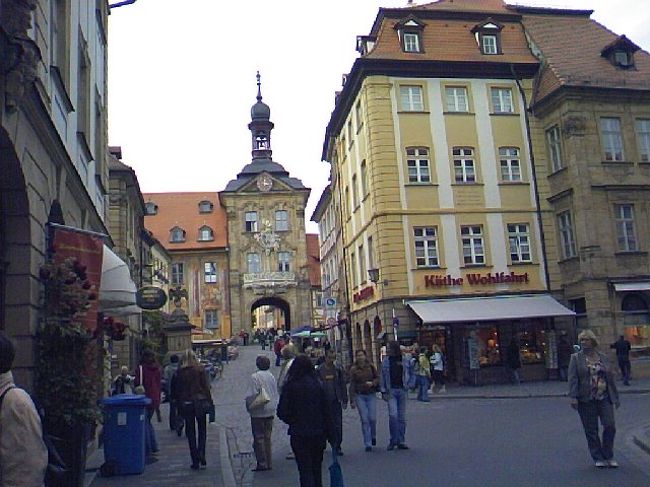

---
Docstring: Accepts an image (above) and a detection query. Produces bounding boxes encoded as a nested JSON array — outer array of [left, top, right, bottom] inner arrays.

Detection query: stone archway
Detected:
[[0, 128, 31, 333], [250, 296, 291, 333]]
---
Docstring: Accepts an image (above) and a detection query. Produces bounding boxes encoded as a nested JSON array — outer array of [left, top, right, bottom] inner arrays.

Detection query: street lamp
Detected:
[[368, 268, 380, 284]]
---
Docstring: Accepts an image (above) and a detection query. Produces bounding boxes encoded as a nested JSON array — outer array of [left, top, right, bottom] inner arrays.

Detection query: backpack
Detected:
[[0, 387, 67, 485]]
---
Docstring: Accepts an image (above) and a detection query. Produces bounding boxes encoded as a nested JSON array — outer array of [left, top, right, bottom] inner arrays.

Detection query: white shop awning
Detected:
[[406, 294, 575, 324], [613, 282, 650, 292], [99, 245, 137, 311]]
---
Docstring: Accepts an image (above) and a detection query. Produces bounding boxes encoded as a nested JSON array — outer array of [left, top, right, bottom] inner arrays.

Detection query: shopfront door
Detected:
[[418, 326, 455, 381]]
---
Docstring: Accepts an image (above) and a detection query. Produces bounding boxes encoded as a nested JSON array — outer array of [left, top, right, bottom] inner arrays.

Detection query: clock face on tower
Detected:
[[257, 174, 273, 192]]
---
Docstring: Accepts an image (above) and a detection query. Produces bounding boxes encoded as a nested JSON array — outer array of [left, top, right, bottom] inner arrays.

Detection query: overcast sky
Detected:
[[107, 0, 650, 233]]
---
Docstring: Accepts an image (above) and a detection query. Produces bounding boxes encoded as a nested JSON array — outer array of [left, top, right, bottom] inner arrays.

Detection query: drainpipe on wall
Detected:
[[510, 63, 551, 292]]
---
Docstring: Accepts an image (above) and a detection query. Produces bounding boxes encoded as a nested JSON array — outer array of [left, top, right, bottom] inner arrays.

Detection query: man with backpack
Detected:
[[0, 331, 48, 486]]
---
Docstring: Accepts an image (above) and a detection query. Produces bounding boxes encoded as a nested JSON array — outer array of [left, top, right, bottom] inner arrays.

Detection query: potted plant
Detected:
[[37, 257, 101, 487]]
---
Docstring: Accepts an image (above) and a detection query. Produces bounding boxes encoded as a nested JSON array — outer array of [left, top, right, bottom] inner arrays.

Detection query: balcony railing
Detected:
[[243, 272, 297, 289]]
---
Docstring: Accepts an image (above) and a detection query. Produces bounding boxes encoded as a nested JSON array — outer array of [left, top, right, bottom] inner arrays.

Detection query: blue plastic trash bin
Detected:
[[101, 394, 151, 475]]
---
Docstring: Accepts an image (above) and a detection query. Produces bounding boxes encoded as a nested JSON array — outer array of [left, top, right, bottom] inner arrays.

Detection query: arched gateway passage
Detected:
[[251, 296, 291, 333]]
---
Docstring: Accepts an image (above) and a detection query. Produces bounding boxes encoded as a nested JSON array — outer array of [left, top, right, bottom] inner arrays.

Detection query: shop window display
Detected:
[[515, 321, 546, 364], [465, 326, 501, 367]]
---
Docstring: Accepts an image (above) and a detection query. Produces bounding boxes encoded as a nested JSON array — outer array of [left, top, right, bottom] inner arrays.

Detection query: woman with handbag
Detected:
[[175, 349, 214, 470], [246, 355, 279, 472]]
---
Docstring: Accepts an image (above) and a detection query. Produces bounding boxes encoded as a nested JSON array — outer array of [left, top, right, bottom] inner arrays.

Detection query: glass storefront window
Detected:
[[515, 320, 546, 364], [468, 326, 501, 367]]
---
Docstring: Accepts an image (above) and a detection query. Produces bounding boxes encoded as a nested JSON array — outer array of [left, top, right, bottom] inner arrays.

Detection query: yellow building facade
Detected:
[[322, 1, 574, 383]]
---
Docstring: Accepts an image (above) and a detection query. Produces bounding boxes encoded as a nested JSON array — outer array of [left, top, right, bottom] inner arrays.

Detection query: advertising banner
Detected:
[[51, 226, 103, 332]]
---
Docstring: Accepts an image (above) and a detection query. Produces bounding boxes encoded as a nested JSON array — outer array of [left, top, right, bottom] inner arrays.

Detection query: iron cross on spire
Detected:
[[256, 71, 262, 101]]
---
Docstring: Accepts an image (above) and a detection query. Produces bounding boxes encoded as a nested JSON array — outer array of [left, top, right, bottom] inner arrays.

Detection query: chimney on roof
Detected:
[[108, 146, 122, 159]]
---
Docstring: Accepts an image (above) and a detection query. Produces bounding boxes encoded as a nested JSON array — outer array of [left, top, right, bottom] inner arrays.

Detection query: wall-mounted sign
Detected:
[[325, 297, 337, 308], [424, 272, 529, 288], [353, 286, 374, 303], [136, 286, 168, 310]]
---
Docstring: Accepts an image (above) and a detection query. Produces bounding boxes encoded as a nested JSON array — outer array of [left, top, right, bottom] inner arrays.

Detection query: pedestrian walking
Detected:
[[174, 349, 214, 470], [260, 329, 268, 351], [415, 347, 431, 402], [246, 355, 279, 472], [348, 349, 379, 452], [380, 341, 412, 451], [557, 334, 572, 382], [277, 355, 333, 487], [317, 349, 348, 455], [610, 335, 632, 385], [0, 331, 48, 486], [273, 335, 285, 366], [569, 330, 620, 468], [429, 344, 446, 393], [111, 365, 134, 395], [277, 343, 298, 460], [163, 354, 182, 434], [506, 337, 522, 385], [134, 349, 162, 461]]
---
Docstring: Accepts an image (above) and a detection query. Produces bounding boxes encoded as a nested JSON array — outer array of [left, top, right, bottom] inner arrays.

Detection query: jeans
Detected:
[[558, 366, 568, 382], [275, 353, 282, 366], [416, 375, 430, 401], [387, 388, 407, 446], [169, 400, 180, 431], [618, 359, 631, 384], [355, 393, 377, 448], [290, 435, 326, 487], [577, 399, 616, 461], [145, 408, 158, 455], [182, 403, 208, 465]]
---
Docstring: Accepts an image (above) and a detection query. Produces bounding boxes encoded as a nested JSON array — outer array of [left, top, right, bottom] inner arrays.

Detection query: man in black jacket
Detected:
[[610, 335, 632, 385], [317, 350, 348, 456]]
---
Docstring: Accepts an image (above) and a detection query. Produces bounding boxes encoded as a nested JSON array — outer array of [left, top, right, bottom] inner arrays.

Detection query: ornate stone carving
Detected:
[[254, 219, 280, 256], [1, 0, 41, 111]]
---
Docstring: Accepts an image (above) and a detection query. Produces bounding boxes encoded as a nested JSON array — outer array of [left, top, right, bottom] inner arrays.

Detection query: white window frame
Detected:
[[546, 125, 563, 172], [499, 147, 521, 182], [198, 201, 213, 213], [400, 85, 424, 111], [403, 32, 420, 53], [635, 119, 650, 162], [204, 262, 217, 283], [461, 225, 485, 265], [198, 226, 213, 241], [171, 263, 184, 285], [507, 224, 531, 263], [406, 147, 430, 183], [170, 227, 185, 242], [557, 211, 577, 259], [600, 117, 624, 162], [453, 147, 476, 183], [491, 87, 513, 113], [245, 211, 258, 232], [278, 251, 291, 272], [445, 86, 469, 112], [247, 253, 260, 273], [275, 210, 288, 231], [414, 227, 439, 267], [614, 204, 637, 252], [204, 310, 219, 329], [481, 34, 498, 54]]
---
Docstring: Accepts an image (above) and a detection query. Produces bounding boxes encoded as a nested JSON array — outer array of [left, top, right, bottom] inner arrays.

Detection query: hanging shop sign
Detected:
[[136, 286, 168, 310], [353, 286, 374, 303], [424, 272, 529, 288]]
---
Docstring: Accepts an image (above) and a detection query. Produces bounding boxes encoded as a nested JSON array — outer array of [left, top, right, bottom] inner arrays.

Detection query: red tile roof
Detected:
[[521, 12, 650, 104], [414, 0, 510, 13], [143, 192, 228, 251], [306, 234, 321, 287]]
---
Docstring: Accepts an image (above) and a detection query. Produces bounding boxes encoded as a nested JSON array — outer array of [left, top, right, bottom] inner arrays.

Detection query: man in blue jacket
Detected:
[[380, 340, 413, 450]]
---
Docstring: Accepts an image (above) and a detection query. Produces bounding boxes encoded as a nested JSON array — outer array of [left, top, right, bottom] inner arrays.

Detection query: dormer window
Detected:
[[169, 226, 185, 243], [198, 200, 213, 213], [394, 16, 425, 54], [601, 35, 639, 69], [145, 201, 158, 215], [472, 19, 503, 55], [198, 225, 214, 242]]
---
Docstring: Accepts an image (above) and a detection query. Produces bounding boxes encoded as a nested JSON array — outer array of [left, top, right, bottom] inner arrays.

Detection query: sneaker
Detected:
[[397, 443, 409, 450], [595, 460, 607, 468], [365, 446, 372, 452], [371, 438, 377, 446], [607, 459, 619, 468]]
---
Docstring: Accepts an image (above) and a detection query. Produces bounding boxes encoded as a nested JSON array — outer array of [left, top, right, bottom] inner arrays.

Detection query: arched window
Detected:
[[169, 226, 185, 243], [198, 226, 214, 241]]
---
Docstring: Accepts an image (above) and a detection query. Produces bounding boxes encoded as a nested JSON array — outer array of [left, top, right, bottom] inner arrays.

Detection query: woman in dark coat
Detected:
[[172, 349, 214, 470], [277, 354, 333, 487]]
